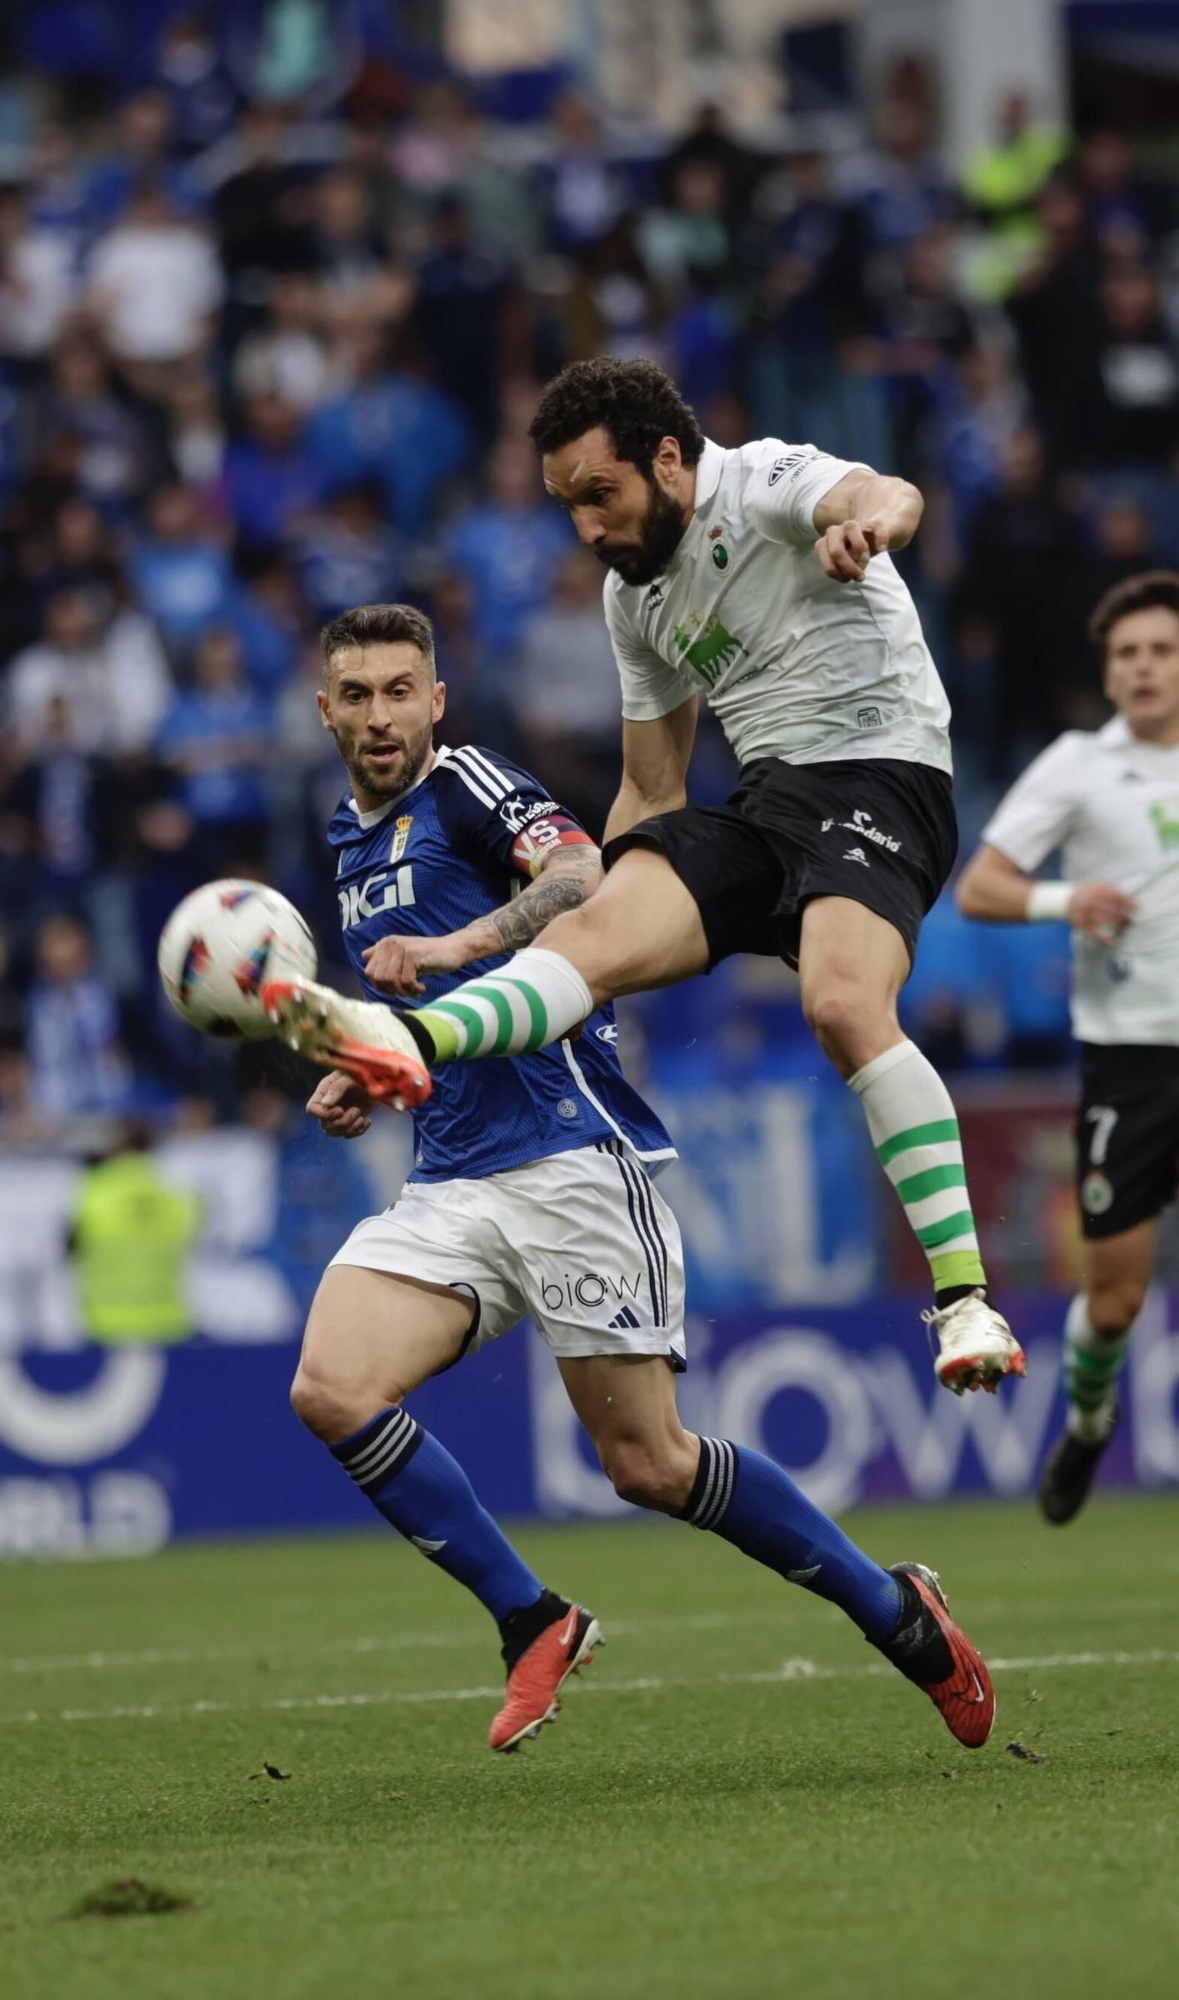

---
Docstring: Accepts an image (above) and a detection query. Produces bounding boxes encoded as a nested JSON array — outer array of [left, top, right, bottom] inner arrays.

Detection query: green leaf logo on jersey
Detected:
[[673, 615, 747, 689], [1149, 799, 1179, 853]]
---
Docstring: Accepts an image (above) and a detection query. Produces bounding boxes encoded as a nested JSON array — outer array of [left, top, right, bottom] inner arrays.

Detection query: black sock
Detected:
[[401, 1011, 438, 1064], [874, 1573, 954, 1685], [497, 1587, 568, 1669], [935, 1282, 989, 1312]]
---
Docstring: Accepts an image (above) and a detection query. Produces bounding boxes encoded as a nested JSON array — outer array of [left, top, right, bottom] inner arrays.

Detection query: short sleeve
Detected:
[[603, 581, 696, 720], [743, 442, 870, 547], [981, 735, 1082, 873], [435, 745, 596, 879]]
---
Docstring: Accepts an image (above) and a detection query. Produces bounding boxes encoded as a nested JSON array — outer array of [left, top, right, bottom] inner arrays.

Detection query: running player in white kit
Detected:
[[958, 571, 1179, 1521], [268, 358, 1024, 1398]]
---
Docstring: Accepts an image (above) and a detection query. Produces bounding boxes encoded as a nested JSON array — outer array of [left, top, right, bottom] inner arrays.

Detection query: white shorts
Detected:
[[329, 1140, 686, 1366]]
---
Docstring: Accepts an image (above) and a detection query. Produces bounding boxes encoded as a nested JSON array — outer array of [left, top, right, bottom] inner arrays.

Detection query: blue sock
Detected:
[[332, 1408, 544, 1625], [681, 1437, 902, 1643]]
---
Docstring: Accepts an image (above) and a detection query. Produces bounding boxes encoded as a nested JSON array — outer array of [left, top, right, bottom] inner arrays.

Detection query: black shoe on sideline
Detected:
[[1038, 1406, 1119, 1526]]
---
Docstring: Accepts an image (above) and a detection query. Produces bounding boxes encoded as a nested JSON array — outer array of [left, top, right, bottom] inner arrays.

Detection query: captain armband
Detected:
[[510, 820, 595, 879]]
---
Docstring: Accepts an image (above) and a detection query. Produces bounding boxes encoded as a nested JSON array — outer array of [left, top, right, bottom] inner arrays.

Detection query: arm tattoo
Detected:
[[487, 850, 600, 952]]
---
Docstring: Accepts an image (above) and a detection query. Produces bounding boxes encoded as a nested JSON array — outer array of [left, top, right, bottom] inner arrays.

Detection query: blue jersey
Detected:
[[327, 743, 674, 1183]]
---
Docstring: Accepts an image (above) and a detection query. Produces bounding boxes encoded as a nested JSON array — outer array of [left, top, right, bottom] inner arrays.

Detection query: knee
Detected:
[[289, 1362, 344, 1440], [602, 1439, 693, 1515], [290, 1353, 399, 1444], [802, 974, 889, 1076], [1087, 1278, 1145, 1339]]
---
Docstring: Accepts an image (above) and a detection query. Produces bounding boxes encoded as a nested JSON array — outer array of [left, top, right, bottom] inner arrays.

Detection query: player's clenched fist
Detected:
[[1068, 882, 1137, 945], [363, 929, 472, 997], [814, 518, 890, 583], [307, 1069, 373, 1138]]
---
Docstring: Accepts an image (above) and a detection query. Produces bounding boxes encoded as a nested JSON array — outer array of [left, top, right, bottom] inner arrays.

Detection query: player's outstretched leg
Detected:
[[293, 1269, 601, 1752], [406, 851, 709, 1064], [264, 976, 433, 1108], [681, 1438, 995, 1748], [562, 1357, 995, 1748], [800, 898, 1024, 1395]]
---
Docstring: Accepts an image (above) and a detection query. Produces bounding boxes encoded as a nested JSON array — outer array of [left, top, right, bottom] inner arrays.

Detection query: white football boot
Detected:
[[262, 976, 432, 1110], [923, 1289, 1026, 1395]]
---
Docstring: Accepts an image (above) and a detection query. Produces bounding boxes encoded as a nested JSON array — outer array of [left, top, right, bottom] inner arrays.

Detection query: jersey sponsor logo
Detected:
[[541, 1268, 644, 1312], [767, 448, 816, 487], [338, 864, 416, 929], [821, 811, 901, 854], [390, 814, 413, 863], [499, 793, 560, 834], [673, 613, 747, 689], [594, 1023, 619, 1045]]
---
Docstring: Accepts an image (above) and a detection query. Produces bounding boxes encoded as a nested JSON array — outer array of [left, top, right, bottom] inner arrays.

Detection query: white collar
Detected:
[[691, 437, 725, 512], [347, 746, 444, 827]]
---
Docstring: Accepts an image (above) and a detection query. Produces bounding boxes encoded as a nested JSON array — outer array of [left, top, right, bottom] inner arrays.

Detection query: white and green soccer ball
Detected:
[[158, 879, 317, 1040]]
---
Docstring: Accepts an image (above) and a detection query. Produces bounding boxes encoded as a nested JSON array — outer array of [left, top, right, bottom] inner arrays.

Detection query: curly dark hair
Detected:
[[528, 357, 705, 472], [1089, 570, 1179, 651]]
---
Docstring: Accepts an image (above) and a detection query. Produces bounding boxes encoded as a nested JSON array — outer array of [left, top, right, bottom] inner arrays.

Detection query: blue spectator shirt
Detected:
[[304, 376, 472, 537], [130, 538, 236, 647], [158, 687, 269, 823], [327, 743, 674, 1182], [443, 503, 572, 654], [220, 439, 323, 548]]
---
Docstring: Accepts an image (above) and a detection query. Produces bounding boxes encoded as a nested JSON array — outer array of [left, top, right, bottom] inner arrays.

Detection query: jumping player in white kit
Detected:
[[958, 571, 1179, 1521], [268, 357, 1024, 1400]]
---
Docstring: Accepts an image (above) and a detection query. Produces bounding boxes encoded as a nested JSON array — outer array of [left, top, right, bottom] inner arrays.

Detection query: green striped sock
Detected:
[[1063, 1295, 1129, 1442], [409, 947, 594, 1063], [850, 1041, 986, 1298]]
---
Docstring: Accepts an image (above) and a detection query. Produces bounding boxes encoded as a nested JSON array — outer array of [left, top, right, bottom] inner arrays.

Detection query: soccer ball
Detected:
[[158, 879, 317, 1040]]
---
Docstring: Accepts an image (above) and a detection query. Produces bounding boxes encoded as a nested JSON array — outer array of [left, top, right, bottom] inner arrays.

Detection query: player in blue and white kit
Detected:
[[275, 601, 998, 1754]]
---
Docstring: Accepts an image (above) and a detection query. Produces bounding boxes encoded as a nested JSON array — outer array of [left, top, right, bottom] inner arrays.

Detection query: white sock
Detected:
[[412, 947, 595, 1060], [849, 1039, 986, 1297]]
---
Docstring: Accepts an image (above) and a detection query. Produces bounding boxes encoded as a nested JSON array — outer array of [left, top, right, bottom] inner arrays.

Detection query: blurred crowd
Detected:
[[2, 3, 1178, 1145]]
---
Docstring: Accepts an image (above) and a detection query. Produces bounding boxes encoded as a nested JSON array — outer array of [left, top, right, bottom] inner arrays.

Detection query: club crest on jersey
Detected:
[[709, 526, 730, 571], [390, 814, 413, 864]]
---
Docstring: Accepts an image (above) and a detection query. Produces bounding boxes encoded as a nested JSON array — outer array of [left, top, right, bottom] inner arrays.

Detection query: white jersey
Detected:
[[603, 436, 952, 774], [983, 715, 1179, 1046]]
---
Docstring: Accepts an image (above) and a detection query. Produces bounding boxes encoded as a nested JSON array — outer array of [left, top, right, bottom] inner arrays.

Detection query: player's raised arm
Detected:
[[811, 468, 925, 582], [957, 843, 1136, 943], [604, 698, 698, 844], [364, 768, 603, 997]]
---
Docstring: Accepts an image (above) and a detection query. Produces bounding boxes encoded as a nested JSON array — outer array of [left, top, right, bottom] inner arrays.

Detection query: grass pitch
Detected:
[[4, 1495, 1179, 2000]]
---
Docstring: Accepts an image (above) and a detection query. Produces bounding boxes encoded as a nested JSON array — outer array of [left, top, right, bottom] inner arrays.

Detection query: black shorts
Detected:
[[1076, 1043, 1179, 1238], [602, 757, 958, 970]]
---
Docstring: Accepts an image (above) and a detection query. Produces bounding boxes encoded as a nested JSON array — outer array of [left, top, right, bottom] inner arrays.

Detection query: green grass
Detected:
[[4, 1496, 1179, 2000]]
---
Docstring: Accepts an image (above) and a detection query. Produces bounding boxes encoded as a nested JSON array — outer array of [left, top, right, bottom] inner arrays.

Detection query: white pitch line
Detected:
[[0, 1610, 793, 1678], [5, 1595, 1177, 1679], [4, 1647, 1176, 1728]]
